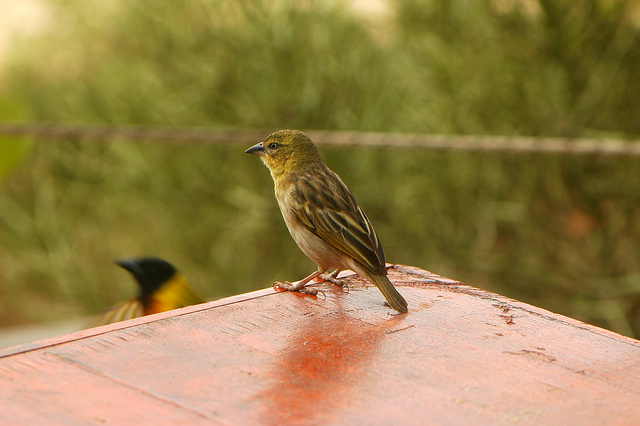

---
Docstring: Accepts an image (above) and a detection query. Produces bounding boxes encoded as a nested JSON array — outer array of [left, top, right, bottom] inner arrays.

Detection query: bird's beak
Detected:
[[115, 258, 142, 276], [245, 142, 266, 156]]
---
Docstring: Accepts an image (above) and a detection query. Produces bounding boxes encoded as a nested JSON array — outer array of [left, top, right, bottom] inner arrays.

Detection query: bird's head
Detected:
[[245, 129, 322, 178], [115, 257, 177, 297]]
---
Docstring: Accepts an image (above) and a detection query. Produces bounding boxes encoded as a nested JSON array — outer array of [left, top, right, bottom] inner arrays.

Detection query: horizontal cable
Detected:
[[1, 122, 640, 156]]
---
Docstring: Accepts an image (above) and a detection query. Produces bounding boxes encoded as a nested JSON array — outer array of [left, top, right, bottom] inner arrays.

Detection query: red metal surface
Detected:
[[1, 265, 639, 424]]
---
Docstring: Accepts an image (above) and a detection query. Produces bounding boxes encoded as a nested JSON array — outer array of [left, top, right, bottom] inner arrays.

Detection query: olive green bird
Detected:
[[245, 129, 408, 313], [88, 257, 205, 327]]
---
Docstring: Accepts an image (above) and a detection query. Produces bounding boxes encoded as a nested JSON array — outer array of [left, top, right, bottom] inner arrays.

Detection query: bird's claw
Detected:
[[273, 281, 326, 299], [273, 281, 286, 292], [317, 273, 347, 287], [317, 273, 350, 293], [273, 281, 298, 292], [302, 287, 326, 300]]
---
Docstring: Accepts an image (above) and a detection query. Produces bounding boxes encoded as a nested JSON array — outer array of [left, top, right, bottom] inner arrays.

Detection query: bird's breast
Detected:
[[275, 187, 346, 271]]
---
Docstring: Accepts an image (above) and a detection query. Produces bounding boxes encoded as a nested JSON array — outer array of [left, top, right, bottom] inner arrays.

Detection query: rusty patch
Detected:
[[493, 303, 511, 314], [499, 314, 515, 325]]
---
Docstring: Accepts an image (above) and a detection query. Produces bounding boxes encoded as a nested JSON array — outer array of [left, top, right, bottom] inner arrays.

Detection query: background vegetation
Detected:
[[1, 0, 640, 337]]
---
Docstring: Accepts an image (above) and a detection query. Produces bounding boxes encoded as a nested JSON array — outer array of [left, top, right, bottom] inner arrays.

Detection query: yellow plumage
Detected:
[[88, 258, 205, 328]]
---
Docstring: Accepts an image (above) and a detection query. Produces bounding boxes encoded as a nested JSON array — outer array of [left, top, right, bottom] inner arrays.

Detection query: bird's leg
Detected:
[[273, 270, 324, 296], [315, 269, 349, 289]]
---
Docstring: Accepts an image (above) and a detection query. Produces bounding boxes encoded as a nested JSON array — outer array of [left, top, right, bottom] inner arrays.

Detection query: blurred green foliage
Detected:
[[0, 98, 32, 181], [1, 0, 640, 337]]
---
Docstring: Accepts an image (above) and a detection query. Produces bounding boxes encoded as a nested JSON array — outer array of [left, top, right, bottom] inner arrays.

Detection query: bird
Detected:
[[245, 129, 408, 313], [88, 257, 205, 327]]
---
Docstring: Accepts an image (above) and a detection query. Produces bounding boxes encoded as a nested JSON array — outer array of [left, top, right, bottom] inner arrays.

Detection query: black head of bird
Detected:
[[115, 257, 177, 300]]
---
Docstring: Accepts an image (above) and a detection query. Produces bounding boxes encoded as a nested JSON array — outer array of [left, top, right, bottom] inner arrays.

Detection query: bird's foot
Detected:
[[313, 273, 350, 293], [322, 273, 347, 286], [273, 281, 325, 298]]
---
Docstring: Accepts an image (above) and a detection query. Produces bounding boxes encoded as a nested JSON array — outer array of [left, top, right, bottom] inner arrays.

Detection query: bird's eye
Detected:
[[268, 142, 278, 150]]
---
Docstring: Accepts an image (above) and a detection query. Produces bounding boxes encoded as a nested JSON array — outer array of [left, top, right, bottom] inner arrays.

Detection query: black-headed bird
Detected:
[[88, 257, 205, 327], [245, 130, 408, 313]]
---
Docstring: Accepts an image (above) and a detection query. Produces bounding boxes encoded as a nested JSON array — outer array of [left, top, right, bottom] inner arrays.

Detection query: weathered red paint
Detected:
[[1, 265, 639, 424]]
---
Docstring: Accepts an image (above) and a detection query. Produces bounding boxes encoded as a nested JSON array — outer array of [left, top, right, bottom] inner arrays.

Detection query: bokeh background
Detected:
[[1, 0, 640, 341]]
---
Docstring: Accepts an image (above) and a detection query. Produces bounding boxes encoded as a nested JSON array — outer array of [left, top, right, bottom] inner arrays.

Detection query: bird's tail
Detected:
[[370, 273, 408, 313]]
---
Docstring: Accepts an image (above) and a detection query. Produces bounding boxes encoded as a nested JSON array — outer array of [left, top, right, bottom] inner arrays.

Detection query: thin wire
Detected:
[[2, 122, 640, 156]]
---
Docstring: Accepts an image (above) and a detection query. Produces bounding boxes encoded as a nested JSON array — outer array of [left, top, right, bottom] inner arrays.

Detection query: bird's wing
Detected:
[[87, 297, 144, 328], [293, 171, 385, 273], [179, 284, 206, 306]]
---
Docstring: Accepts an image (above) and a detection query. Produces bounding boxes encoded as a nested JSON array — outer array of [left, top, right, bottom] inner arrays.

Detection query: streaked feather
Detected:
[[87, 298, 144, 328], [292, 169, 385, 274]]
